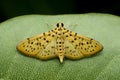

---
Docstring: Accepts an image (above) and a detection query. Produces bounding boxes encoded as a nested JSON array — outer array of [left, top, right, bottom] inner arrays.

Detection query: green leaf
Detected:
[[0, 13, 120, 80]]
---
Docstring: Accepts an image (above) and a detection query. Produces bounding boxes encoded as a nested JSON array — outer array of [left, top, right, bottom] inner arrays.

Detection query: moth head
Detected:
[[56, 23, 64, 28]]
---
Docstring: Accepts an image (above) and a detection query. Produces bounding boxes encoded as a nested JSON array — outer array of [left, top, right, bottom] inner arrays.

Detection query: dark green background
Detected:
[[0, 13, 120, 80], [0, 0, 120, 22]]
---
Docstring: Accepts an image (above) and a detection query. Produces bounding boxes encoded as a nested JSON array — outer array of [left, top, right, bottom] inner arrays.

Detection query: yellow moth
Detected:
[[17, 23, 103, 63]]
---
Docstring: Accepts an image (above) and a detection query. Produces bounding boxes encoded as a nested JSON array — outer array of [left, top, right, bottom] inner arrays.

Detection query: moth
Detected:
[[17, 23, 103, 63]]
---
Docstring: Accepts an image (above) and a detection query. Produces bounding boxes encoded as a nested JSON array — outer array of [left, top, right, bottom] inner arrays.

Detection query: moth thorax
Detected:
[[57, 31, 63, 38], [58, 28, 62, 31]]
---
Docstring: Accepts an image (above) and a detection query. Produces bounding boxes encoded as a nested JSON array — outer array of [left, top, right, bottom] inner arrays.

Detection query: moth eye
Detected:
[[56, 23, 59, 27], [61, 23, 64, 27]]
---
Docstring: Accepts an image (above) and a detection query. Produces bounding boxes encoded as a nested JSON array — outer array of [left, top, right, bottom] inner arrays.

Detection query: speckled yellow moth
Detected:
[[17, 23, 103, 63]]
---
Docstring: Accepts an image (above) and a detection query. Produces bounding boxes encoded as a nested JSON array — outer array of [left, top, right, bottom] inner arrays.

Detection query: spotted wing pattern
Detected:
[[63, 31, 103, 59], [17, 31, 57, 60], [17, 23, 103, 63]]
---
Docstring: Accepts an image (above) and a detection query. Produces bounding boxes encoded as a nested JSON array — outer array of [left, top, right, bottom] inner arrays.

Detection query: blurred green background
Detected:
[[0, 0, 120, 22]]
